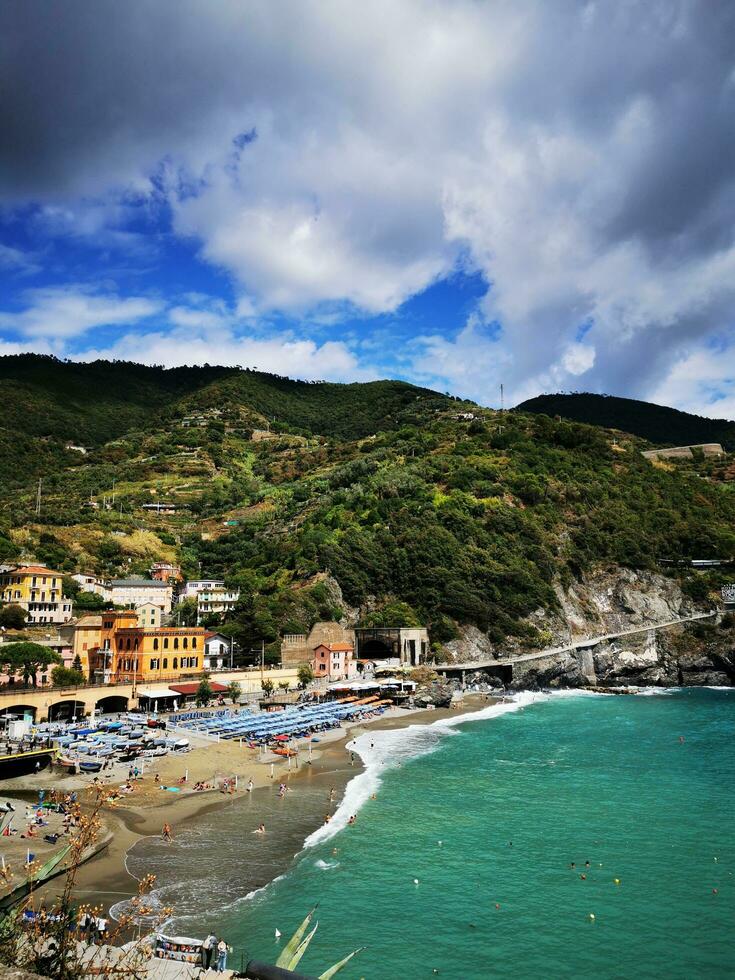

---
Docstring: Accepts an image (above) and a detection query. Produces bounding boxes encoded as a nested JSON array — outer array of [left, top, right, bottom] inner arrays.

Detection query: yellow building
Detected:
[[0, 564, 73, 624], [112, 625, 207, 683]]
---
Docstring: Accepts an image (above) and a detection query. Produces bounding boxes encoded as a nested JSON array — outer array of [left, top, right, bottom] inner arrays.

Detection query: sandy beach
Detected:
[[0, 696, 494, 923]]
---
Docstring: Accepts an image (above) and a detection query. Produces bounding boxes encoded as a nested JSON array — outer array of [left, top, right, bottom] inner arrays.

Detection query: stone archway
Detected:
[[48, 699, 87, 722], [95, 694, 129, 715], [0, 703, 37, 721]]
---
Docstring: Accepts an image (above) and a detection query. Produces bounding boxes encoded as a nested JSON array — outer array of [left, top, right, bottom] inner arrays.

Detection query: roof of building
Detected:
[[4, 565, 60, 576], [115, 626, 206, 635], [169, 682, 228, 695], [314, 642, 354, 652], [110, 578, 171, 588], [136, 686, 179, 699]]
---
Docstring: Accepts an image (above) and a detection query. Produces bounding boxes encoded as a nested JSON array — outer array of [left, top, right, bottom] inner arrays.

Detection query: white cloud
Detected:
[[79, 322, 377, 383], [0, 287, 162, 340], [2, 1, 735, 415], [0, 244, 41, 276], [649, 343, 735, 421]]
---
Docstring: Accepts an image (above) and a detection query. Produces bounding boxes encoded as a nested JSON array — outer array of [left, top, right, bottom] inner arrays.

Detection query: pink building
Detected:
[[312, 642, 357, 682]]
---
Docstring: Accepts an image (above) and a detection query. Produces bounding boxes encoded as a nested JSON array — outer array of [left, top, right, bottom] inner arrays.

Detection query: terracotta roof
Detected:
[[315, 642, 354, 652], [6, 565, 60, 575], [169, 682, 229, 695]]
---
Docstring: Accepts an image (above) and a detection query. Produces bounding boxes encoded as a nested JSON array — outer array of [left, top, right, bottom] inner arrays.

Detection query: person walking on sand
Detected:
[[246, 778, 253, 793], [162, 822, 173, 842], [202, 931, 217, 970], [216, 938, 229, 972]]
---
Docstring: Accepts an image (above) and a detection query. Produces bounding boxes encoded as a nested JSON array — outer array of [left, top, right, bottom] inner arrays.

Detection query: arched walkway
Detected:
[[95, 694, 129, 715], [0, 703, 37, 721], [48, 699, 87, 722]]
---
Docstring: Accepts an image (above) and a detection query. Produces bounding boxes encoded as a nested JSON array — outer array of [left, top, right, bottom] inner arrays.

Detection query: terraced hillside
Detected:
[[0, 356, 733, 660]]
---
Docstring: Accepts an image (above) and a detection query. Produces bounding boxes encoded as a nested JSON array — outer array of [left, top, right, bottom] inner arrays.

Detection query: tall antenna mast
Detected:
[[35, 479, 42, 517], [500, 383, 504, 413]]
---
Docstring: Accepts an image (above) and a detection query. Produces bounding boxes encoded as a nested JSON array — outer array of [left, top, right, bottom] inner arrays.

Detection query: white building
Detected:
[[204, 632, 235, 670], [109, 577, 173, 614], [72, 573, 112, 601], [180, 579, 225, 599], [196, 588, 240, 623]]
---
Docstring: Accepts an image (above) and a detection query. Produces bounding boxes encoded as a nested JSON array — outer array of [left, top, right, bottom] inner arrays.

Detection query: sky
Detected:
[[0, 0, 734, 416]]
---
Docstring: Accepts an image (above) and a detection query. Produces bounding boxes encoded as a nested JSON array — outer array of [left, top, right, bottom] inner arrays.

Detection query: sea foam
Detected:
[[302, 690, 547, 849]]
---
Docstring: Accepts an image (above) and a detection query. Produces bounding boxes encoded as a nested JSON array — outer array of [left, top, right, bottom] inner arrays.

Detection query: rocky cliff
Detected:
[[509, 619, 735, 689], [440, 565, 734, 689]]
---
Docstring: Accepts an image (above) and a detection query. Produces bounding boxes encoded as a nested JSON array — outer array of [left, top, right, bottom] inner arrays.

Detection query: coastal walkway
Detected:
[[435, 610, 718, 682]]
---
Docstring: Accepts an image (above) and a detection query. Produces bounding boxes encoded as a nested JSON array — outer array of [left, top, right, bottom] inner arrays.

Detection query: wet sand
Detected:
[[18, 697, 493, 920]]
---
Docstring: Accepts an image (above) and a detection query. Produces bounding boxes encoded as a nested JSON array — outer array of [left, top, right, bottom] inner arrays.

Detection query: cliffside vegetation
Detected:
[[1, 355, 733, 654]]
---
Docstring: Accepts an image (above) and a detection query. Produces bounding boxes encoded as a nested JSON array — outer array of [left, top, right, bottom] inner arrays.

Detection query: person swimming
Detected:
[[254, 823, 266, 834]]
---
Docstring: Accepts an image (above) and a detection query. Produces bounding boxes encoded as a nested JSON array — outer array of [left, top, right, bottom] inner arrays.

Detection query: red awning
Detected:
[[169, 682, 229, 695], [273, 734, 290, 741]]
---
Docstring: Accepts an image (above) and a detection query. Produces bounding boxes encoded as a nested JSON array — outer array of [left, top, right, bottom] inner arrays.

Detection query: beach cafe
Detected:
[[136, 682, 229, 713], [327, 677, 417, 704]]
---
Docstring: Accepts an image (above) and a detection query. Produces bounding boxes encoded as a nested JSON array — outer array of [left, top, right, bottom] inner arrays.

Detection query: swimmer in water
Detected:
[[254, 823, 266, 834]]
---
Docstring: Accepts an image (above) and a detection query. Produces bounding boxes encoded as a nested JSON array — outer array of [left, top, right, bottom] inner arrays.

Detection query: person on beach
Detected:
[[162, 823, 173, 842], [216, 938, 229, 972], [202, 932, 217, 970], [246, 779, 253, 793]]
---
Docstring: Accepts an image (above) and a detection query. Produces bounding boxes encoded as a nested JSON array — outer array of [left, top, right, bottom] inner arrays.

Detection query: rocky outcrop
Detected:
[[413, 680, 457, 708], [509, 622, 735, 690], [440, 564, 708, 664], [443, 624, 497, 663]]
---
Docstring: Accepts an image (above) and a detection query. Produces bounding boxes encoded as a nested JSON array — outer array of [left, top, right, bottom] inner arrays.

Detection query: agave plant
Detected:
[[275, 907, 364, 978]]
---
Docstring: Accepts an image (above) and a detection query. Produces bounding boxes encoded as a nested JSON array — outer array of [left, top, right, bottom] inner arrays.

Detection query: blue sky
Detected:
[[1, 1, 734, 416]]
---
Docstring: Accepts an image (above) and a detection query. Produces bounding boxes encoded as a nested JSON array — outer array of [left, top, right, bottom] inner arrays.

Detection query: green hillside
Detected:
[[0, 355, 733, 657], [0, 354, 454, 491], [516, 392, 735, 451]]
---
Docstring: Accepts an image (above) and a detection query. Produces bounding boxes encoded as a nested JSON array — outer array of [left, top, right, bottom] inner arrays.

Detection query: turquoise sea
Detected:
[[131, 689, 735, 978]]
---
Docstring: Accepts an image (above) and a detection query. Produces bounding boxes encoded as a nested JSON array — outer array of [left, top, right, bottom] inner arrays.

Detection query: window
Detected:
[[163, 658, 168, 669], [192, 637, 197, 648], [173, 638, 179, 650], [153, 638, 159, 651], [173, 657, 178, 669], [192, 657, 198, 668], [150, 659, 159, 670], [163, 638, 169, 649], [183, 637, 188, 649]]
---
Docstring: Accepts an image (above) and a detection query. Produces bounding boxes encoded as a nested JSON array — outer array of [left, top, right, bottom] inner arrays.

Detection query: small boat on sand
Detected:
[[78, 760, 103, 773]]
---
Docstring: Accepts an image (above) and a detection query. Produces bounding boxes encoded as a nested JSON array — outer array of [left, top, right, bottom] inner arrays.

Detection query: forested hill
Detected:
[[516, 392, 735, 451], [0, 354, 452, 444], [0, 356, 733, 656], [0, 354, 456, 490]]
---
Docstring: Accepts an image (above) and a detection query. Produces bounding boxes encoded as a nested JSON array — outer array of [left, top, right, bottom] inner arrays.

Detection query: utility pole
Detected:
[[260, 640, 265, 684], [500, 383, 504, 413], [35, 479, 42, 517], [111, 479, 116, 506]]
